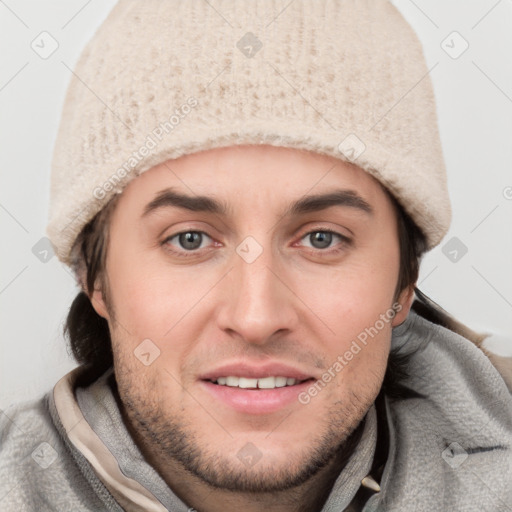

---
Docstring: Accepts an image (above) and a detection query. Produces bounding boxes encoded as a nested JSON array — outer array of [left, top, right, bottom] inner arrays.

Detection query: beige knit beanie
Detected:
[[47, 0, 451, 266]]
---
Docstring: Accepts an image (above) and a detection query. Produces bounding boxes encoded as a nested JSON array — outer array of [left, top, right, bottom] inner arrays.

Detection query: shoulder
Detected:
[[391, 309, 512, 432], [0, 392, 106, 511], [401, 309, 512, 396], [379, 312, 512, 509], [0, 394, 57, 471], [479, 333, 512, 394], [0, 394, 59, 510]]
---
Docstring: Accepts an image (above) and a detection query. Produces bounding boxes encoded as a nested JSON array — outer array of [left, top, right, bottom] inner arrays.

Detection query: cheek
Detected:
[[294, 248, 397, 376], [318, 289, 392, 401], [106, 244, 196, 343], [300, 256, 398, 333]]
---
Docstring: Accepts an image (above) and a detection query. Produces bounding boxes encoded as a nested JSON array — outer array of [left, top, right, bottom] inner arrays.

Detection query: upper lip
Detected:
[[199, 362, 315, 381]]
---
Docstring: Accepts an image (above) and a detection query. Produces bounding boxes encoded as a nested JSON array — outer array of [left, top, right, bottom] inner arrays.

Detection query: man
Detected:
[[1, 1, 511, 511]]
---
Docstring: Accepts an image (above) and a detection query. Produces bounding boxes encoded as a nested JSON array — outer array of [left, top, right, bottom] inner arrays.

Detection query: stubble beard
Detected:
[[114, 357, 374, 494]]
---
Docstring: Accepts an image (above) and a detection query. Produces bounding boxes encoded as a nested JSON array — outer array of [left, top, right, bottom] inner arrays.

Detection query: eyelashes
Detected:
[[162, 228, 352, 259]]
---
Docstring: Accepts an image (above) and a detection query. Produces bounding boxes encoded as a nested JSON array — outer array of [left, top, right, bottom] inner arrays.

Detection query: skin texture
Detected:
[[90, 144, 414, 512]]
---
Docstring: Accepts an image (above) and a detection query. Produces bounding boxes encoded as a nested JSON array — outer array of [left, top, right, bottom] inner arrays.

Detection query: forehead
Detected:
[[115, 144, 392, 216]]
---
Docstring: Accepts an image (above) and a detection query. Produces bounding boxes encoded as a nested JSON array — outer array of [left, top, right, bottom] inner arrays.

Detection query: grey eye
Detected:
[[308, 231, 333, 249], [179, 232, 203, 250]]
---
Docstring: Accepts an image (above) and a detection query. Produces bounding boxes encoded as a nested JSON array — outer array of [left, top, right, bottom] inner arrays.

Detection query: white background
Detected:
[[1, 0, 511, 410]]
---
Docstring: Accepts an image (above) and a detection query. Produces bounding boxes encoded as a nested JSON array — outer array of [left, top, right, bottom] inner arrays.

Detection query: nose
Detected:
[[216, 243, 299, 345]]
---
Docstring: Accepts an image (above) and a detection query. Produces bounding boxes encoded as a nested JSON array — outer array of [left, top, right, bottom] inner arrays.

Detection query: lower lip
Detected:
[[199, 380, 314, 414]]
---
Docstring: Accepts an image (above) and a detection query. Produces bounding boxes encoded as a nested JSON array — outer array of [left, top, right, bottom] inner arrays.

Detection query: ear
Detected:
[[391, 285, 415, 327], [90, 287, 110, 321], [75, 265, 110, 321]]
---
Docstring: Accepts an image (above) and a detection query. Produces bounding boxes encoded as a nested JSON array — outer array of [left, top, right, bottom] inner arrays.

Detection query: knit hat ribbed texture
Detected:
[[47, 0, 451, 266]]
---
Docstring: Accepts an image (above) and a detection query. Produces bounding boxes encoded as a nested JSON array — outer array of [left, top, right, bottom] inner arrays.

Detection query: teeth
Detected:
[[213, 376, 299, 389], [226, 376, 239, 386], [257, 376, 278, 389], [239, 377, 258, 389]]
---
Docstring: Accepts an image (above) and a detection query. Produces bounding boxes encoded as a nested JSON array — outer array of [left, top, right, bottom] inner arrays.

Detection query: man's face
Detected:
[[92, 144, 410, 492]]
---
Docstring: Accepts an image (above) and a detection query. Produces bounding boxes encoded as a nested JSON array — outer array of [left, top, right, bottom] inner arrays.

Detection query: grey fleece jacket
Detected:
[[1, 309, 512, 511]]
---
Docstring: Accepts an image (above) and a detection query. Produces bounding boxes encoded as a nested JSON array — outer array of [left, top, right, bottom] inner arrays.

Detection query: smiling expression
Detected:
[[90, 143, 411, 493]]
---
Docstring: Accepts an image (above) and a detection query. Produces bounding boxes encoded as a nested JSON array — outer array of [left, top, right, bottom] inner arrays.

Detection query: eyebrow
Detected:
[[141, 187, 374, 218], [142, 188, 230, 217], [288, 189, 374, 217]]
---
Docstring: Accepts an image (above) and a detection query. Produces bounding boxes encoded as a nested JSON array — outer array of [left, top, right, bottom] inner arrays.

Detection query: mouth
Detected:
[[206, 375, 314, 389], [198, 363, 317, 414]]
